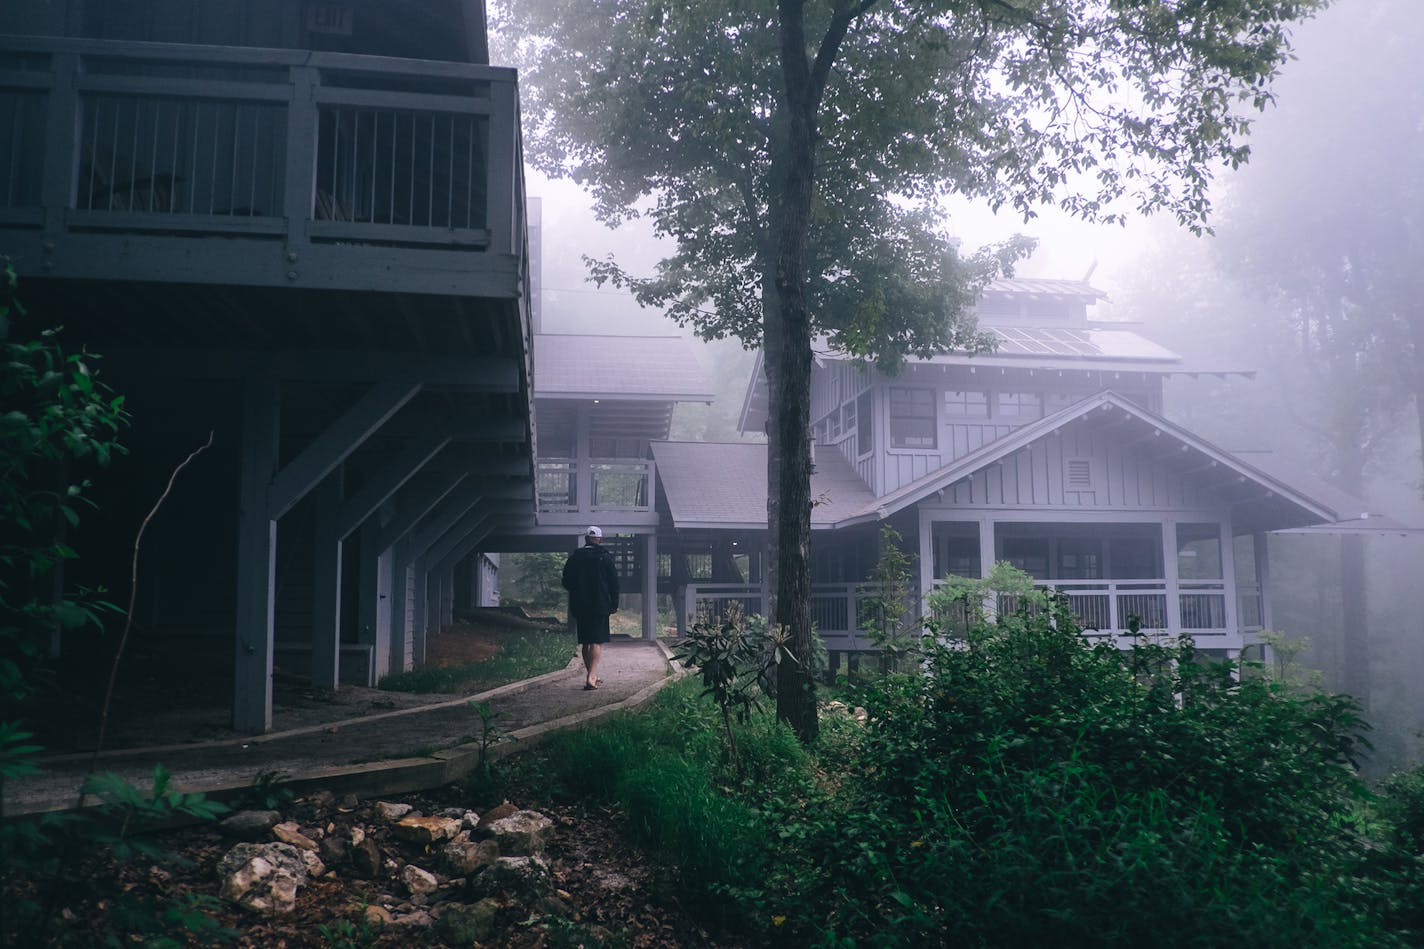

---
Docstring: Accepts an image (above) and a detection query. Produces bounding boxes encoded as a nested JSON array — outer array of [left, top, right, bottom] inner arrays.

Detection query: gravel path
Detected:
[[3, 640, 675, 816]]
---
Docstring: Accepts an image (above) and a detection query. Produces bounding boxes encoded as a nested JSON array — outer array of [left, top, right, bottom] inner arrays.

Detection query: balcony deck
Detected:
[[0, 34, 526, 301]]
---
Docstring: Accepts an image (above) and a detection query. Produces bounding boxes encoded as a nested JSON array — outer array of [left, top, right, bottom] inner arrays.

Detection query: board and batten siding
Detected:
[[936, 423, 1210, 510]]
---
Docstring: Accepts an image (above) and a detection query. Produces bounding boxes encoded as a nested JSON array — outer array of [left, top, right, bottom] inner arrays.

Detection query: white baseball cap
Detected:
[[586, 526, 603, 538]]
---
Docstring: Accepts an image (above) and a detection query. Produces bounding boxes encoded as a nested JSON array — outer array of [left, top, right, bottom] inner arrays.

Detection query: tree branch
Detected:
[[80, 430, 214, 806]]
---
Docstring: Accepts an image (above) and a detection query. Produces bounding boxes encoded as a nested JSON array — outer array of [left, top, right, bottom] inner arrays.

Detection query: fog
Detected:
[[518, 0, 1424, 771]]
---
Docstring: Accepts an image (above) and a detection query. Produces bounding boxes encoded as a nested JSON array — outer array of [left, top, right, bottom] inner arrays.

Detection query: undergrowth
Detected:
[[523, 592, 1424, 948], [377, 627, 572, 694]]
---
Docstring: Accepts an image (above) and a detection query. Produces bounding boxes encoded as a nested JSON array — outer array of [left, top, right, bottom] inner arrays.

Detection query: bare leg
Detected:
[[581, 643, 602, 688]]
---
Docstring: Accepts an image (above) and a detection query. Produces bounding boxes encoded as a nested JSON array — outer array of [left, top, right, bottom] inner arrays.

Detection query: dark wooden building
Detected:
[[1, 0, 533, 732]]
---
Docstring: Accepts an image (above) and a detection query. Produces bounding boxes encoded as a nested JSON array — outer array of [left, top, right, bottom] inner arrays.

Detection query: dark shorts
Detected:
[[574, 612, 611, 645]]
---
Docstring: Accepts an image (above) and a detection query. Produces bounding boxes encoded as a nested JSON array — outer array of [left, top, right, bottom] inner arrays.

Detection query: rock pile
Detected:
[[215, 790, 562, 940]]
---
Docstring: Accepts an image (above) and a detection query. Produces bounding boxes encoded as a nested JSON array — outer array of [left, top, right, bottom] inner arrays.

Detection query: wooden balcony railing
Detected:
[[0, 34, 526, 298], [535, 458, 656, 516]]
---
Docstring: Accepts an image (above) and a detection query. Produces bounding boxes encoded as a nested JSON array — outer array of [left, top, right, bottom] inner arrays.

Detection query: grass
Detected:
[[377, 627, 574, 694]]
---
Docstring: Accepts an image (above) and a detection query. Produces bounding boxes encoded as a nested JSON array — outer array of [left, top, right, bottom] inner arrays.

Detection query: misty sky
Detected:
[[521, 0, 1411, 335]]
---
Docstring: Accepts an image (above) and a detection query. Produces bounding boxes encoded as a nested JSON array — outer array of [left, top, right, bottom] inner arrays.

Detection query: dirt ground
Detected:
[[14, 610, 566, 755], [3, 615, 727, 948]]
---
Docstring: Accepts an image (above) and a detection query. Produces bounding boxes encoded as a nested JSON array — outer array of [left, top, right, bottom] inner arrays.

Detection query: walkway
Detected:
[[3, 640, 679, 817]]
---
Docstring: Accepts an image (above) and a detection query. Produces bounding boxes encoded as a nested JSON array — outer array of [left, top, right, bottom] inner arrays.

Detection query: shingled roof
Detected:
[[650, 441, 878, 530], [535, 334, 715, 401]]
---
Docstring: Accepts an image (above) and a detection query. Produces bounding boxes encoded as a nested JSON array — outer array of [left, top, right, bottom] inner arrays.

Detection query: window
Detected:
[[1176, 523, 1223, 580], [1111, 536, 1161, 579], [941, 535, 980, 578], [856, 391, 873, 455], [1057, 538, 1103, 580], [841, 398, 855, 440], [889, 387, 936, 448], [996, 391, 1043, 420], [943, 389, 989, 418], [1002, 537, 1049, 579], [1044, 392, 1080, 414]]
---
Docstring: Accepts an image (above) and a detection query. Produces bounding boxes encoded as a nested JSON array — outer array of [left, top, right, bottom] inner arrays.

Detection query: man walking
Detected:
[[561, 526, 619, 690]]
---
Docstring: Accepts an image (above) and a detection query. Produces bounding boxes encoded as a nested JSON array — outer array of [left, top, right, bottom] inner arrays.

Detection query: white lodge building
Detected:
[[647, 278, 1405, 661]]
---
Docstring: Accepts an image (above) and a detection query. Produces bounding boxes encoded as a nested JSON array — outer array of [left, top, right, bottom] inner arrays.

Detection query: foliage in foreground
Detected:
[[538, 598, 1424, 947]]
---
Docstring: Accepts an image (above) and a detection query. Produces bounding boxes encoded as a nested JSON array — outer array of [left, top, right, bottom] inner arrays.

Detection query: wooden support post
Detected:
[[642, 532, 658, 640], [374, 541, 393, 681], [1163, 519, 1183, 633], [233, 375, 279, 734], [311, 467, 344, 689], [440, 566, 455, 628], [1254, 531, 1273, 631], [917, 507, 934, 617], [356, 516, 381, 685], [388, 539, 411, 676], [1219, 518, 1238, 637], [41, 54, 80, 242], [411, 565, 429, 667]]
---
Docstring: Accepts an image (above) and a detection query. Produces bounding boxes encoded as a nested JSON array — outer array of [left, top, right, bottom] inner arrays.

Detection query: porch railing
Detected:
[[682, 577, 1238, 651], [681, 581, 884, 650], [931, 577, 1232, 638], [0, 34, 523, 257], [535, 457, 655, 515]]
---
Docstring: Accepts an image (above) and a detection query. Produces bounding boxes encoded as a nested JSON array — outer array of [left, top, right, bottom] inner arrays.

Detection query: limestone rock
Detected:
[[350, 837, 382, 879], [272, 821, 319, 851], [442, 838, 500, 875], [375, 801, 413, 821], [392, 815, 461, 845], [319, 835, 349, 868], [468, 855, 551, 900], [217, 842, 308, 915], [219, 810, 282, 839], [477, 809, 553, 856], [433, 898, 501, 943], [300, 849, 327, 878], [402, 864, 440, 898]]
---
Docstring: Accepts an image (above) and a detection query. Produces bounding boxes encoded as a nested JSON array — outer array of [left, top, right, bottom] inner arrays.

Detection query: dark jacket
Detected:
[[561, 543, 619, 618]]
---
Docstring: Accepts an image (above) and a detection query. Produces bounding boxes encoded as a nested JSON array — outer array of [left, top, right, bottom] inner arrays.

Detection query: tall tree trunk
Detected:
[[768, 0, 825, 741]]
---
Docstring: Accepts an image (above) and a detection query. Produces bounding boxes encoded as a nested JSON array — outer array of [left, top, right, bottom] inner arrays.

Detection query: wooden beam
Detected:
[[375, 470, 470, 552], [269, 375, 423, 519], [335, 434, 451, 539], [100, 350, 522, 388]]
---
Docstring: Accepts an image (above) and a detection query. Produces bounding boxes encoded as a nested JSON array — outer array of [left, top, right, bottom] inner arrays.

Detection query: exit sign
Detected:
[[306, 4, 354, 36]]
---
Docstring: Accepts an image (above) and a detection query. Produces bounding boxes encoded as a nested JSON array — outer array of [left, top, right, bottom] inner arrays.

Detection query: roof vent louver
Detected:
[[1065, 458, 1094, 490]]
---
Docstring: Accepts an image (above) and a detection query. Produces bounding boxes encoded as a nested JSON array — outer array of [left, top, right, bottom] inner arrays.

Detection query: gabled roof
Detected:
[[534, 334, 715, 402], [650, 441, 878, 531], [850, 391, 1396, 535]]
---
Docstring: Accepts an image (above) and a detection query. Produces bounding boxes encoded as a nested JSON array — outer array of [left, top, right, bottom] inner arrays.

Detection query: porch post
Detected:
[[1254, 531, 1273, 630], [1219, 519, 1238, 636], [354, 518, 381, 681], [311, 467, 344, 689], [642, 532, 658, 640], [440, 566, 455, 627], [233, 375, 279, 733], [1163, 519, 1183, 633], [977, 515, 995, 619], [917, 506, 934, 616]]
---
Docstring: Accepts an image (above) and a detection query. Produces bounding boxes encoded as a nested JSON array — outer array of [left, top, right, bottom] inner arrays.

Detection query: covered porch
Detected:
[[916, 513, 1267, 652]]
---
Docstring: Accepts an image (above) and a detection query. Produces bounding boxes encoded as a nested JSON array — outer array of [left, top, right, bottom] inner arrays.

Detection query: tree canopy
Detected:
[[498, 0, 1327, 738], [503, 0, 1321, 360]]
